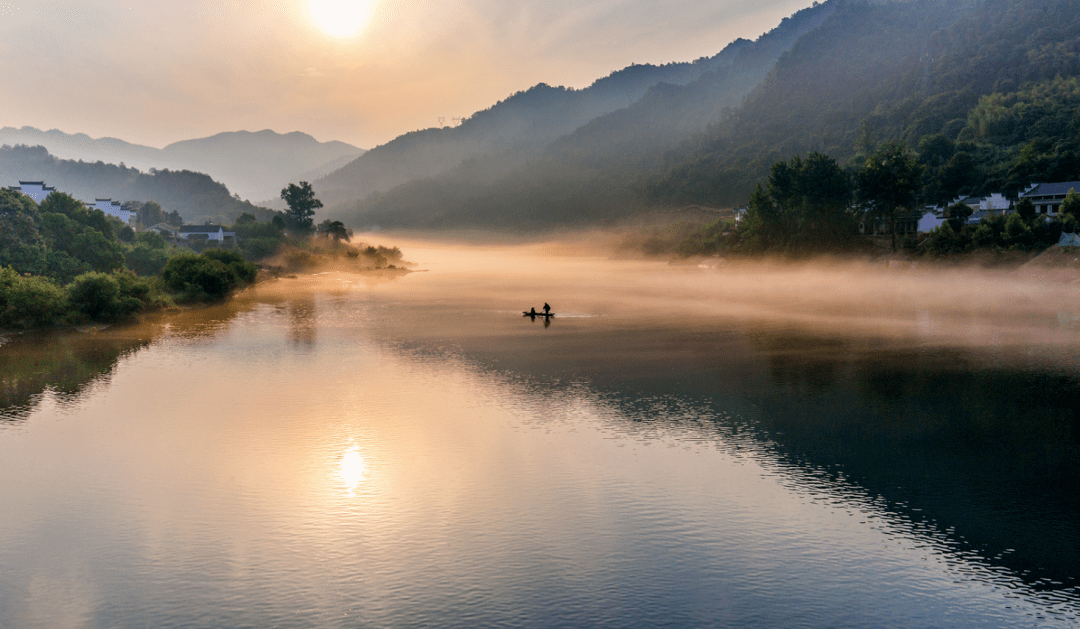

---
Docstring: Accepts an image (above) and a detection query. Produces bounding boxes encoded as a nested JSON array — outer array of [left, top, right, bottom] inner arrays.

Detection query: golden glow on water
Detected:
[[339, 447, 366, 493]]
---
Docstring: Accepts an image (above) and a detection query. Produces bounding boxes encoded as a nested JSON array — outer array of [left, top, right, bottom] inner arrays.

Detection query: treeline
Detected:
[[670, 147, 1072, 258], [0, 144, 270, 224]]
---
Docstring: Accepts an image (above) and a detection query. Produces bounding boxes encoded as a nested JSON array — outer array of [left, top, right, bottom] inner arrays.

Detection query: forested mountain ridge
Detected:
[[0, 127, 362, 202], [647, 0, 1080, 208], [327, 0, 839, 229], [313, 35, 763, 207], [0, 144, 266, 224]]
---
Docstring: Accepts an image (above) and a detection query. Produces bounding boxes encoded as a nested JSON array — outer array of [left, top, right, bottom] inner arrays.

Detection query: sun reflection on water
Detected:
[[339, 447, 366, 494]]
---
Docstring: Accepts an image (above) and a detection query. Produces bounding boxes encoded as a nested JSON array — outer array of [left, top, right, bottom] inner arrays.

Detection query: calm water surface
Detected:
[[1, 241, 1079, 628]]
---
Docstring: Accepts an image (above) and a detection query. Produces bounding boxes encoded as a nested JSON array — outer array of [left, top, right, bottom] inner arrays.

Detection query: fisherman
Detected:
[[543, 303, 551, 315], [529, 307, 537, 316]]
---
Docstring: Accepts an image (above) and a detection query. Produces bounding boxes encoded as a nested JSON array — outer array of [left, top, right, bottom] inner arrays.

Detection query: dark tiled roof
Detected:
[[179, 225, 223, 233], [1021, 182, 1080, 197]]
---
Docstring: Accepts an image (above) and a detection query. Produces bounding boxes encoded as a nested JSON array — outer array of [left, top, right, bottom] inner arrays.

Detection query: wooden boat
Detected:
[[522, 311, 555, 317]]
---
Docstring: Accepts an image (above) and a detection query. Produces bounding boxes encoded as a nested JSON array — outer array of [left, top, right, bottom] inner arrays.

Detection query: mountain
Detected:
[[0, 144, 267, 224], [646, 0, 1080, 207], [312, 39, 759, 208], [0, 127, 362, 202], [326, 0, 837, 229], [330, 0, 1080, 232], [160, 130, 362, 203]]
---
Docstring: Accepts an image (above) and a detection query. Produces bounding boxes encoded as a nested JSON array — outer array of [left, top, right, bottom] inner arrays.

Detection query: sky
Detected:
[[0, 0, 813, 150]]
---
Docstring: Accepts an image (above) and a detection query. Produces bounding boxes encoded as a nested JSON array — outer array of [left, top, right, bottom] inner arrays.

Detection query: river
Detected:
[[1, 239, 1078, 628]]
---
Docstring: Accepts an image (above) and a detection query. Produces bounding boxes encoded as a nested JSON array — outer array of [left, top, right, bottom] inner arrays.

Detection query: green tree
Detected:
[[946, 202, 973, 231], [317, 219, 351, 242], [856, 141, 923, 251], [280, 182, 322, 232], [740, 153, 854, 253], [1016, 197, 1036, 220], [0, 267, 68, 328], [1060, 188, 1080, 221]]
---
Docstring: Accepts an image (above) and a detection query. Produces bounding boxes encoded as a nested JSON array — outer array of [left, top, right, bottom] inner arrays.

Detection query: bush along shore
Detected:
[[0, 187, 401, 331]]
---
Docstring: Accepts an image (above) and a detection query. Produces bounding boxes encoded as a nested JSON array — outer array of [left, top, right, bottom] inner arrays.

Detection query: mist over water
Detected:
[[1, 238, 1078, 627]]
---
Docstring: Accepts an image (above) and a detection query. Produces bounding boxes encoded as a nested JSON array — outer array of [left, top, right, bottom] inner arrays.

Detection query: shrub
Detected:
[[68, 272, 144, 322], [125, 244, 173, 276], [201, 248, 257, 283], [160, 252, 253, 302], [0, 267, 68, 329]]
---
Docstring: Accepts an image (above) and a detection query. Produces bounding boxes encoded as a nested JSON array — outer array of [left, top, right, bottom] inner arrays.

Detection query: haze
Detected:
[[0, 0, 812, 148]]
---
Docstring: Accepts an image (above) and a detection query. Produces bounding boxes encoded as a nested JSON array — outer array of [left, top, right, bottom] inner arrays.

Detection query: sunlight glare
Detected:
[[339, 447, 366, 492], [308, 0, 372, 38]]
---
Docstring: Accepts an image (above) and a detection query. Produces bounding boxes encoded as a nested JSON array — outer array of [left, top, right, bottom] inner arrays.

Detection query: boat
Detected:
[[522, 311, 555, 318]]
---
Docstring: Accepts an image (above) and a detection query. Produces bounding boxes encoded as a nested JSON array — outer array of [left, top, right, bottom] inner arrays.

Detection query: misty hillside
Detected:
[[647, 0, 1080, 207], [327, 0, 837, 229], [332, 0, 1080, 232], [0, 126, 362, 203], [312, 39, 757, 207], [0, 144, 265, 224], [162, 130, 362, 203]]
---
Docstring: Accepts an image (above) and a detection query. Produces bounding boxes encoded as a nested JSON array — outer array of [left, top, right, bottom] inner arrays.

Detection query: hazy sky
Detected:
[[0, 0, 812, 149]]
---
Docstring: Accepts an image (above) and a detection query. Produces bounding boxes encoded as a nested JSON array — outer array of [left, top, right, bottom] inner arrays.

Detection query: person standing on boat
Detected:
[[543, 303, 551, 315]]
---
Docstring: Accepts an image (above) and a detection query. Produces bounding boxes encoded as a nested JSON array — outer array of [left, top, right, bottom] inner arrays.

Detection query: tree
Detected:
[[280, 182, 322, 232], [1060, 188, 1080, 221], [317, 219, 351, 242], [856, 141, 923, 251], [1016, 197, 1036, 220], [945, 202, 973, 232], [236, 212, 257, 225], [739, 153, 854, 252]]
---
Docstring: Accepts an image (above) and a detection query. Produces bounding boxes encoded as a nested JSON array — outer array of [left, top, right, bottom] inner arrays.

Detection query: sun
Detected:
[[308, 0, 372, 38]]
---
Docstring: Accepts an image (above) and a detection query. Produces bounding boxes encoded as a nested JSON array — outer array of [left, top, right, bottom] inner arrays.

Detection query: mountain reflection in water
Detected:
[[1, 243, 1078, 627]]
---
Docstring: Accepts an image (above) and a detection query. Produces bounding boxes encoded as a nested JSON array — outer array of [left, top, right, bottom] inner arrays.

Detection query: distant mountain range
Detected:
[[0, 144, 269, 224], [0, 127, 363, 203]]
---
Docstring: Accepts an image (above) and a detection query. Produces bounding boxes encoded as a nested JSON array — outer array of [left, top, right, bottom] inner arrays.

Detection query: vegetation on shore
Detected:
[[637, 146, 1077, 261], [0, 183, 404, 331]]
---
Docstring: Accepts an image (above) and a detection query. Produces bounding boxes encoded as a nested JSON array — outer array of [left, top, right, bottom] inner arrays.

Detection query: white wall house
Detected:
[[178, 225, 236, 244], [88, 198, 135, 225], [918, 211, 945, 233], [1018, 181, 1080, 216], [979, 193, 1010, 213], [8, 181, 57, 203]]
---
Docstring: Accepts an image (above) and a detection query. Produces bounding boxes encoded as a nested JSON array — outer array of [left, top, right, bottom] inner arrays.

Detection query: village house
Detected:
[[1018, 181, 1080, 216], [7, 180, 57, 203], [178, 224, 236, 246], [145, 223, 179, 241], [87, 198, 135, 225]]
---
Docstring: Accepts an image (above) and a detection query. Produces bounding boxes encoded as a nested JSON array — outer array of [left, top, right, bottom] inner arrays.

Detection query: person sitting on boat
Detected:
[[543, 303, 551, 315], [529, 307, 537, 316]]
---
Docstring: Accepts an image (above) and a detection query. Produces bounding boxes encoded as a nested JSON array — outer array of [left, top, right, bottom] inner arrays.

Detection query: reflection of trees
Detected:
[[748, 331, 850, 393], [0, 330, 151, 423], [442, 321, 1080, 595], [287, 297, 317, 348], [743, 343, 1080, 593]]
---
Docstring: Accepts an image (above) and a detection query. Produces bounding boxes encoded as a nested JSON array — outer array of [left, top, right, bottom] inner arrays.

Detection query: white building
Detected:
[[979, 193, 1010, 213], [178, 224, 236, 244], [88, 198, 135, 225], [8, 181, 57, 203], [918, 210, 945, 233], [1018, 181, 1080, 216]]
